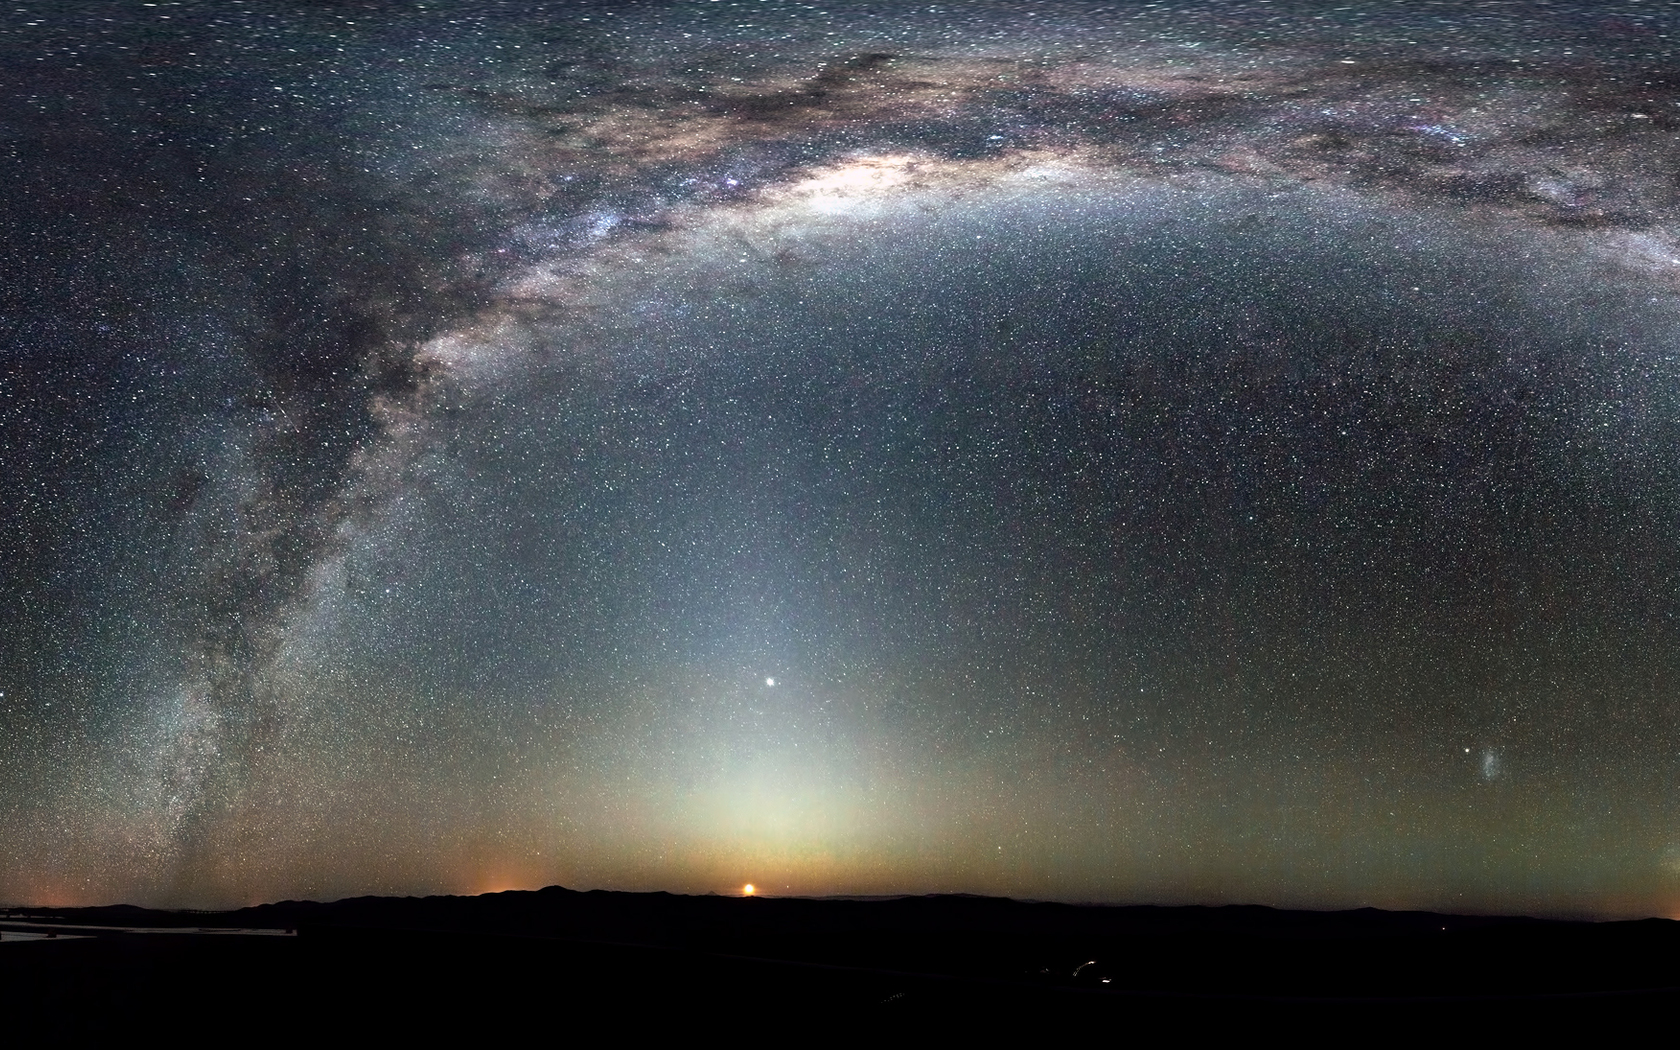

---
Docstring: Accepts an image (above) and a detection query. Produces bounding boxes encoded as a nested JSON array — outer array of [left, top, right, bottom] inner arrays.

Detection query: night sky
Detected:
[[3, 0, 1679, 917]]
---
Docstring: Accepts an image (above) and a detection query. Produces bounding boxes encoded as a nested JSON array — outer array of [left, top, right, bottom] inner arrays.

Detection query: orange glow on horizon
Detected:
[[471, 875, 536, 897], [742, 883, 755, 896]]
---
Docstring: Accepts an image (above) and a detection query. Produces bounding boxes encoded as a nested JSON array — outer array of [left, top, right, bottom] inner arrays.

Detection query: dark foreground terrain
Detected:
[[3, 889, 1677, 1039]]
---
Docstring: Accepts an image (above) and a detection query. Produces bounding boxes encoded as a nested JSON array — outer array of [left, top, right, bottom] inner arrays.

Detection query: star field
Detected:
[[2, 1, 1679, 916]]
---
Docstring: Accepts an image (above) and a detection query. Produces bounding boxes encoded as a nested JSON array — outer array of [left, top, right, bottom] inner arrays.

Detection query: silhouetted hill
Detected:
[[4, 889, 1677, 1037]]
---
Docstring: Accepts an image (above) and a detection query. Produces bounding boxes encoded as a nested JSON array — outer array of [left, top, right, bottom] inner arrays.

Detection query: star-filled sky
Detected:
[[3, 0, 1679, 916]]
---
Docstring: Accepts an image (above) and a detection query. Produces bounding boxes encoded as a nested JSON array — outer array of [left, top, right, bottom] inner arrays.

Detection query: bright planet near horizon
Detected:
[[3, 0, 1680, 921]]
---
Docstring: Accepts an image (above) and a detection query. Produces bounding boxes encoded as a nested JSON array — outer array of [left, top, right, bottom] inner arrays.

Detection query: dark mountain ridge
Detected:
[[5, 886, 1677, 1035]]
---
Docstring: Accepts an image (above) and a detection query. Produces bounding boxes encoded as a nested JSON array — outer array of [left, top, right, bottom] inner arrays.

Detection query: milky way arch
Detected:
[[2, 1, 1678, 914]]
